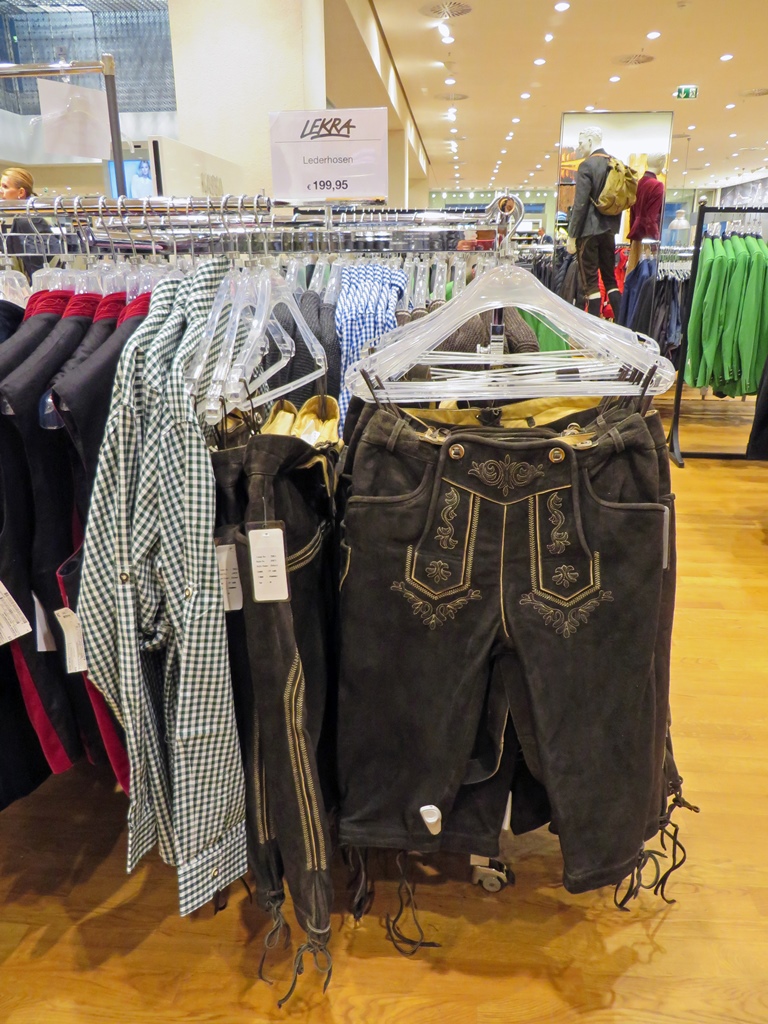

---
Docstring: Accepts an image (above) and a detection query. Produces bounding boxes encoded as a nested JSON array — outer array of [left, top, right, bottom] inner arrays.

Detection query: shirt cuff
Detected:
[[176, 819, 248, 917]]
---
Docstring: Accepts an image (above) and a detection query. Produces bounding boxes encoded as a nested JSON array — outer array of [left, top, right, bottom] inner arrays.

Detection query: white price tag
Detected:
[[247, 526, 289, 603], [216, 543, 243, 612], [269, 107, 388, 203], [0, 580, 32, 645], [301, 428, 321, 447], [53, 607, 88, 673], [33, 592, 57, 651]]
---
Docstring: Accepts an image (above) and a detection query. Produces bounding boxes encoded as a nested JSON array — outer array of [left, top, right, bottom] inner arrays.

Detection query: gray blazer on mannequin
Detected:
[[568, 149, 622, 239]]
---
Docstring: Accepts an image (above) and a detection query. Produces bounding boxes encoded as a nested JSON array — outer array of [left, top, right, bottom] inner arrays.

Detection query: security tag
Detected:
[[33, 592, 57, 651], [661, 505, 670, 571], [53, 608, 88, 673], [0, 580, 32, 645], [246, 522, 290, 603], [215, 542, 243, 612]]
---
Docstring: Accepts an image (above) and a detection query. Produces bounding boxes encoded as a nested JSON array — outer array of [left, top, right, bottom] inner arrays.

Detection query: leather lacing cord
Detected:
[[385, 851, 441, 958], [344, 845, 375, 921], [258, 894, 291, 985], [277, 924, 332, 1009], [614, 780, 700, 911]]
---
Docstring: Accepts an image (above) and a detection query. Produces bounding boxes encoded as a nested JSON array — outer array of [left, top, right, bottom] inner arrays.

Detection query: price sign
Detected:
[[269, 107, 388, 203]]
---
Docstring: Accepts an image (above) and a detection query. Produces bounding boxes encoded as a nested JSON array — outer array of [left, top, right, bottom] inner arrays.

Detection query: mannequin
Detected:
[[669, 208, 691, 246], [566, 127, 623, 318], [627, 152, 666, 271]]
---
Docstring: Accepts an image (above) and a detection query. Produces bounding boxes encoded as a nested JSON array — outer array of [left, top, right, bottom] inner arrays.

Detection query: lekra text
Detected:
[[300, 117, 356, 140]]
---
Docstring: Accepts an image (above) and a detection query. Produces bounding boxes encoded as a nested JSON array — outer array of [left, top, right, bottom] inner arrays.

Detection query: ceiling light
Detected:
[[687, 125, 696, 130], [534, 58, 546, 66], [647, 31, 661, 39], [501, 149, 507, 154], [442, 35, 454, 44], [729, 132, 737, 137], [536, 164, 542, 169], [545, 154, 551, 159], [554, 2, 570, 10], [441, 191, 447, 199], [469, 192, 475, 198], [545, 33, 554, 42], [521, 93, 531, 99], [705, 163, 711, 167], [450, 128, 458, 134], [554, 142, 560, 147], [725, 102, 735, 109], [585, 105, 595, 112], [448, 106, 457, 114], [672, 158, 678, 163], [444, 76, 456, 85], [720, 53, 734, 61], [512, 117, 521, 123], [682, 170, 688, 175], [732, 152, 739, 156], [438, 22, 450, 37], [697, 146, 704, 151], [525, 191, 531, 197], [609, 76, 620, 83], [446, 112, 456, 121]]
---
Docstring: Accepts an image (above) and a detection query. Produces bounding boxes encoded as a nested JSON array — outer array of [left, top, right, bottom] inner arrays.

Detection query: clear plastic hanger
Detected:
[[347, 264, 676, 404], [0, 230, 30, 307], [309, 255, 330, 294], [432, 258, 447, 303], [323, 260, 343, 305], [412, 261, 428, 309], [452, 256, 467, 299], [185, 263, 242, 396]]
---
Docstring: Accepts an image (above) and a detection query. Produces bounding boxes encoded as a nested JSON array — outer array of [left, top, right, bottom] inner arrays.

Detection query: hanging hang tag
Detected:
[[215, 542, 243, 612], [33, 592, 57, 652], [246, 522, 290, 603], [53, 608, 88, 674], [0, 580, 32, 645]]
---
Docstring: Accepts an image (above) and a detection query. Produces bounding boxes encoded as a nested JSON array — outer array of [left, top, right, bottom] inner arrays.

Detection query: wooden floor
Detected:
[[1, 392, 767, 1024]]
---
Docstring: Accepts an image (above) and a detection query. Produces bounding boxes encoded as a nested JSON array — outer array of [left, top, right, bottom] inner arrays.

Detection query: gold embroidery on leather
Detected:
[[409, 491, 479, 599], [546, 491, 570, 554], [391, 580, 481, 629], [468, 454, 544, 497], [436, 486, 460, 549], [425, 559, 451, 582], [519, 590, 613, 638], [552, 564, 579, 588]]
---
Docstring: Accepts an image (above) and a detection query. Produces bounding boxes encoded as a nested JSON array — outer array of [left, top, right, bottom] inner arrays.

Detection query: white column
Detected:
[[388, 129, 408, 208], [167, 0, 326, 194]]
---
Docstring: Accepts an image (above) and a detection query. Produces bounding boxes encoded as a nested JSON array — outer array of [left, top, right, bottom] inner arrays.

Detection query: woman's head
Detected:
[[0, 167, 35, 200]]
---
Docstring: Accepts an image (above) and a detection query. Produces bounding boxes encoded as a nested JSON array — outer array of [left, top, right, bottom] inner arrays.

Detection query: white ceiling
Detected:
[[371, 0, 768, 195]]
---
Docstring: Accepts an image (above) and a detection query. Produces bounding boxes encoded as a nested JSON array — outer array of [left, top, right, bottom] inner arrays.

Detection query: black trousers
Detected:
[[577, 231, 618, 298], [337, 406, 671, 894], [232, 432, 337, 944]]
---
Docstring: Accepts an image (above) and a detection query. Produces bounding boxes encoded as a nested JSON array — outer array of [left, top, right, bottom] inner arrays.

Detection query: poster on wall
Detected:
[[719, 174, 768, 207], [558, 111, 673, 227], [269, 107, 388, 203]]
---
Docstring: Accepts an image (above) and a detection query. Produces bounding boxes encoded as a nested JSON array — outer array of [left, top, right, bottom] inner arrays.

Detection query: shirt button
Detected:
[[211, 867, 219, 879], [119, 572, 129, 583], [184, 587, 192, 598], [448, 444, 465, 460], [549, 447, 565, 463]]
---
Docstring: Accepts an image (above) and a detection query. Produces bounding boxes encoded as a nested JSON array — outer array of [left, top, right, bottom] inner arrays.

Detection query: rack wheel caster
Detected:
[[470, 857, 515, 892]]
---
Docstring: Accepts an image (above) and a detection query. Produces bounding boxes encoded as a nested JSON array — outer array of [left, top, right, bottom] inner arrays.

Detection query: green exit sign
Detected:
[[676, 85, 699, 100]]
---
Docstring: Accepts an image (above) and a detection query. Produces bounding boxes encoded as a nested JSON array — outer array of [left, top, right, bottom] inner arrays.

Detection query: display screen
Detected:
[[107, 158, 157, 199]]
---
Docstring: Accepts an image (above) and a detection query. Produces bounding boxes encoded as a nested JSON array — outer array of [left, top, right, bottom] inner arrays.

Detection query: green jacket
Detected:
[[719, 238, 738, 382], [685, 236, 713, 386], [737, 236, 766, 394], [698, 236, 727, 388], [721, 236, 750, 392]]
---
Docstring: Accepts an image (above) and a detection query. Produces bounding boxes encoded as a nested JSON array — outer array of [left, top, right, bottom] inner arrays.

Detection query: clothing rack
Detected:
[[667, 201, 767, 466]]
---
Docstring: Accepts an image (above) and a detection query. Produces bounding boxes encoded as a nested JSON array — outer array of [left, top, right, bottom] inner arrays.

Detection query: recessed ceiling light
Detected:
[[720, 53, 734, 61], [450, 128, 458, 134], [687, 124, 696, 130], [585, 105, 595, 112], [672, 158, 678, 163], [732, 152, 739, 156], [444, 76, 456, 85], [446, 112, 456, 121], [545, 33, 554, 42], [442, 35, 454, 44], [525, 191, 531, 197], [705, 162, 711, 167], [501, 149, 507, 154], [545, 154, 551, 159], [512, 117, 521, 123], [438, 22, 450, 36], [647, 31, 661, 39], [448, 106, 457, 114], [554, 142, 560, 147], [682, 170, 688, 175], [697, 146, 704, 151], [554, 2, 570, 10], [521, 93, 531, 99], [725, 102, 735, 109], [441, 191, 447, 198], [536, 164, 542, 169], [729, 132, 737, 137], [609, 76, 620, 83], [534, 58, 546, 66]]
